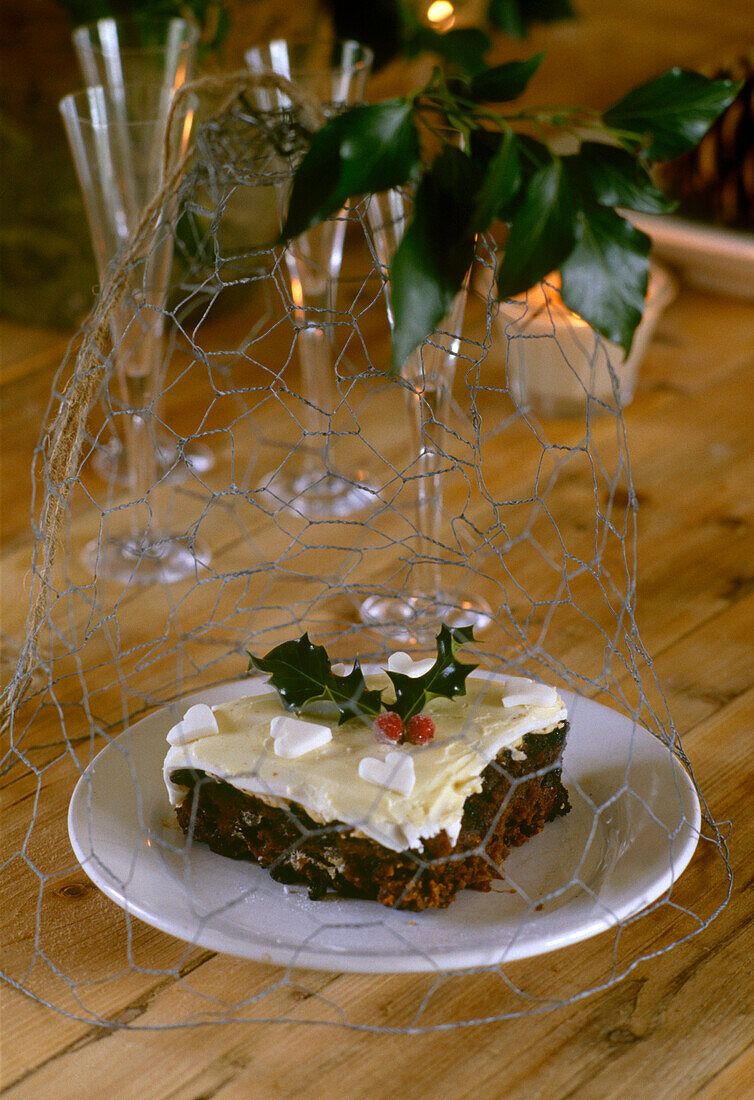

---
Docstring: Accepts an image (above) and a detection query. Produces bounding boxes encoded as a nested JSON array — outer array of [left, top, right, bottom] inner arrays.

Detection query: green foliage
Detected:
[[282, 101, 420, 239], [389, 146, 480, 371], [469, 53, 545, 102], [248, 634, 382, 724], [564, 142, 677, 215], [247, 624, 478, 725], [409, 27, 492, 77], [387, 625, 479, 722], [496, 158, 576, 298], [603, 67, 742, 162], [488, 0, 574, 39], [560, 205, 651, 351], [279, 61, 740, 366]]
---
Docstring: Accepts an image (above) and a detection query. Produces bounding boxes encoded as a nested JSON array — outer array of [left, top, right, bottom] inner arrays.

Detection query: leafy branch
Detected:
[[278, 57, 740, 372], [247, 623, 478, 725]]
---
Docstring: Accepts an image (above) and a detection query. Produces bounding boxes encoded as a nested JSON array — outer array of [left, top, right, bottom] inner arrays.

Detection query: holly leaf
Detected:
[[388, 624, 479, 722], [602, 68, 742, 162], [496, 157, 576, 299], [469, 53, 544, 103], [248, 634, 382, 724], [566, 142, 677, 214], [281, 100, 420, 239], [560, 204, 651, 353], [390, 145, 480, 371]]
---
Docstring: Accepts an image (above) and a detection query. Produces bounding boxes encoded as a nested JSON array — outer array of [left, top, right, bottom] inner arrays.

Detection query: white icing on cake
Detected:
[[163, 671, 567, 853]]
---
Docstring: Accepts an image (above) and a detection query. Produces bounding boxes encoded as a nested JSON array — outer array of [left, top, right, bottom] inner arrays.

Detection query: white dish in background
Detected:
[[68, 678, 701, 973], [631, 213, 754, 299]]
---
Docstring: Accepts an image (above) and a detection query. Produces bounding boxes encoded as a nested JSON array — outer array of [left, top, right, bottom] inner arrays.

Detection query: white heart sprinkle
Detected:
[[387, 652, 435, 677], [502, 683, 558, 708], [502, 674, 534, 692], [270, 715, 332, 758], [358, 751, 415, 796], [167, 703, 219, 746]]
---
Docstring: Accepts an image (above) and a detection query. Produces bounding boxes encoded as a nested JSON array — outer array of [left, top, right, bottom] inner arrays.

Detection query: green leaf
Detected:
[[560, 204, 651, 353], [281, 100, 420, 239], [482, 133, 553, 224], [248, 634, 382, 724], [469, 53, 544, 102], [518, 0, 574, 22], [489, 0, 574, 34], [488, 0, 527, 38], [388, 624, 479, 722], [412, 26, 492, 77], [514, 133, 553, 174], [603, 68, 742, 162], [472, 127, 522, 230], [390, 145, 479, 371], [496, 157, 576, 299], [565, 142, 676, 214]]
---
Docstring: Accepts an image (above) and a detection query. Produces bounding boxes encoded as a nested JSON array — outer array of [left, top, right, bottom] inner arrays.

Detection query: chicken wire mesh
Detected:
[[1, 78, 732, 1033]]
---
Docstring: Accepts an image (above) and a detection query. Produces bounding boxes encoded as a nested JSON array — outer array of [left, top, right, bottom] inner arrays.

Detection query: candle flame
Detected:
[[173, 58, 187, 90], [180, 109, 194, 157], [427, 1, 455, 29], [290, 275, 304, 309]]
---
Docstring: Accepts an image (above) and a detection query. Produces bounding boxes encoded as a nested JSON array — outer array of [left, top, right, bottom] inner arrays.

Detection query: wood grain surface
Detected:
[[2, 1, 753, 1096]]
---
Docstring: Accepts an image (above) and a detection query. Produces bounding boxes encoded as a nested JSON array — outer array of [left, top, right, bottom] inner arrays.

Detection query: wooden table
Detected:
[[2, 2, 753, 1095]]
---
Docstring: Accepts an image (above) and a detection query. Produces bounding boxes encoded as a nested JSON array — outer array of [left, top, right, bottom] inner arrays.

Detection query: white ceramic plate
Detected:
[[68, 680, 701, 972], [630, 212, 754, 299]]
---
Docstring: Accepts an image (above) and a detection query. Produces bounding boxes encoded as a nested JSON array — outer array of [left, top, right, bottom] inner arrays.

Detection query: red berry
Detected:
[[405, 713, 435, 745], [373, 711, 404, 743]]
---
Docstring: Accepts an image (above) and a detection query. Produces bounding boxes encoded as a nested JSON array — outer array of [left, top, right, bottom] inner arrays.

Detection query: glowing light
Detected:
[[180, 109, 194, 157], [173, 59, 187, 90], [427, 0, 455, 23], [290, 275, 304, 309]]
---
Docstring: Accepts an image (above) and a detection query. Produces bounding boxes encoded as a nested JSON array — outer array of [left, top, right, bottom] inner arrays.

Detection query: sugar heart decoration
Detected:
[[387, 651, 435, 677], [270, 715, 332, 758], [502, 677, 558, 708], [167, 703, 219, 746], [358, 751, 415, 796]]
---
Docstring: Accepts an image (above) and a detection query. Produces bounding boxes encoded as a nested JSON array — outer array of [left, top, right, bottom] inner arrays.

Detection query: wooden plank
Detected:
[[2, 2, 754, 1092], [3, 684, 750, 1097], [692, 1045, 754, 1100]]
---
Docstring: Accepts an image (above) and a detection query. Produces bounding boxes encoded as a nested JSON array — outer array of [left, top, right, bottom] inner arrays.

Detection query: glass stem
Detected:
[[117, 312, 165, 548], [296, 300, 337, 480], [405, 347, 453, 599], [287, 218, 342, 482]]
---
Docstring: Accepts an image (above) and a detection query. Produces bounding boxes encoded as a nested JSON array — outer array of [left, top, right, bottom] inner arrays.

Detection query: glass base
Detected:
[[82, 535, 210, 585], [266, 469, 377, 519], [91, 435, 215, 485], [359, 590, 492, 645]]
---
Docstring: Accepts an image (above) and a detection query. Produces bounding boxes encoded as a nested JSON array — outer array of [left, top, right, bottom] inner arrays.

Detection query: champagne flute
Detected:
[[71, 15, 213, 482], [245, 38, 377, 517], [359, 189, 492, 642], [60, 82, 207, 583]]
